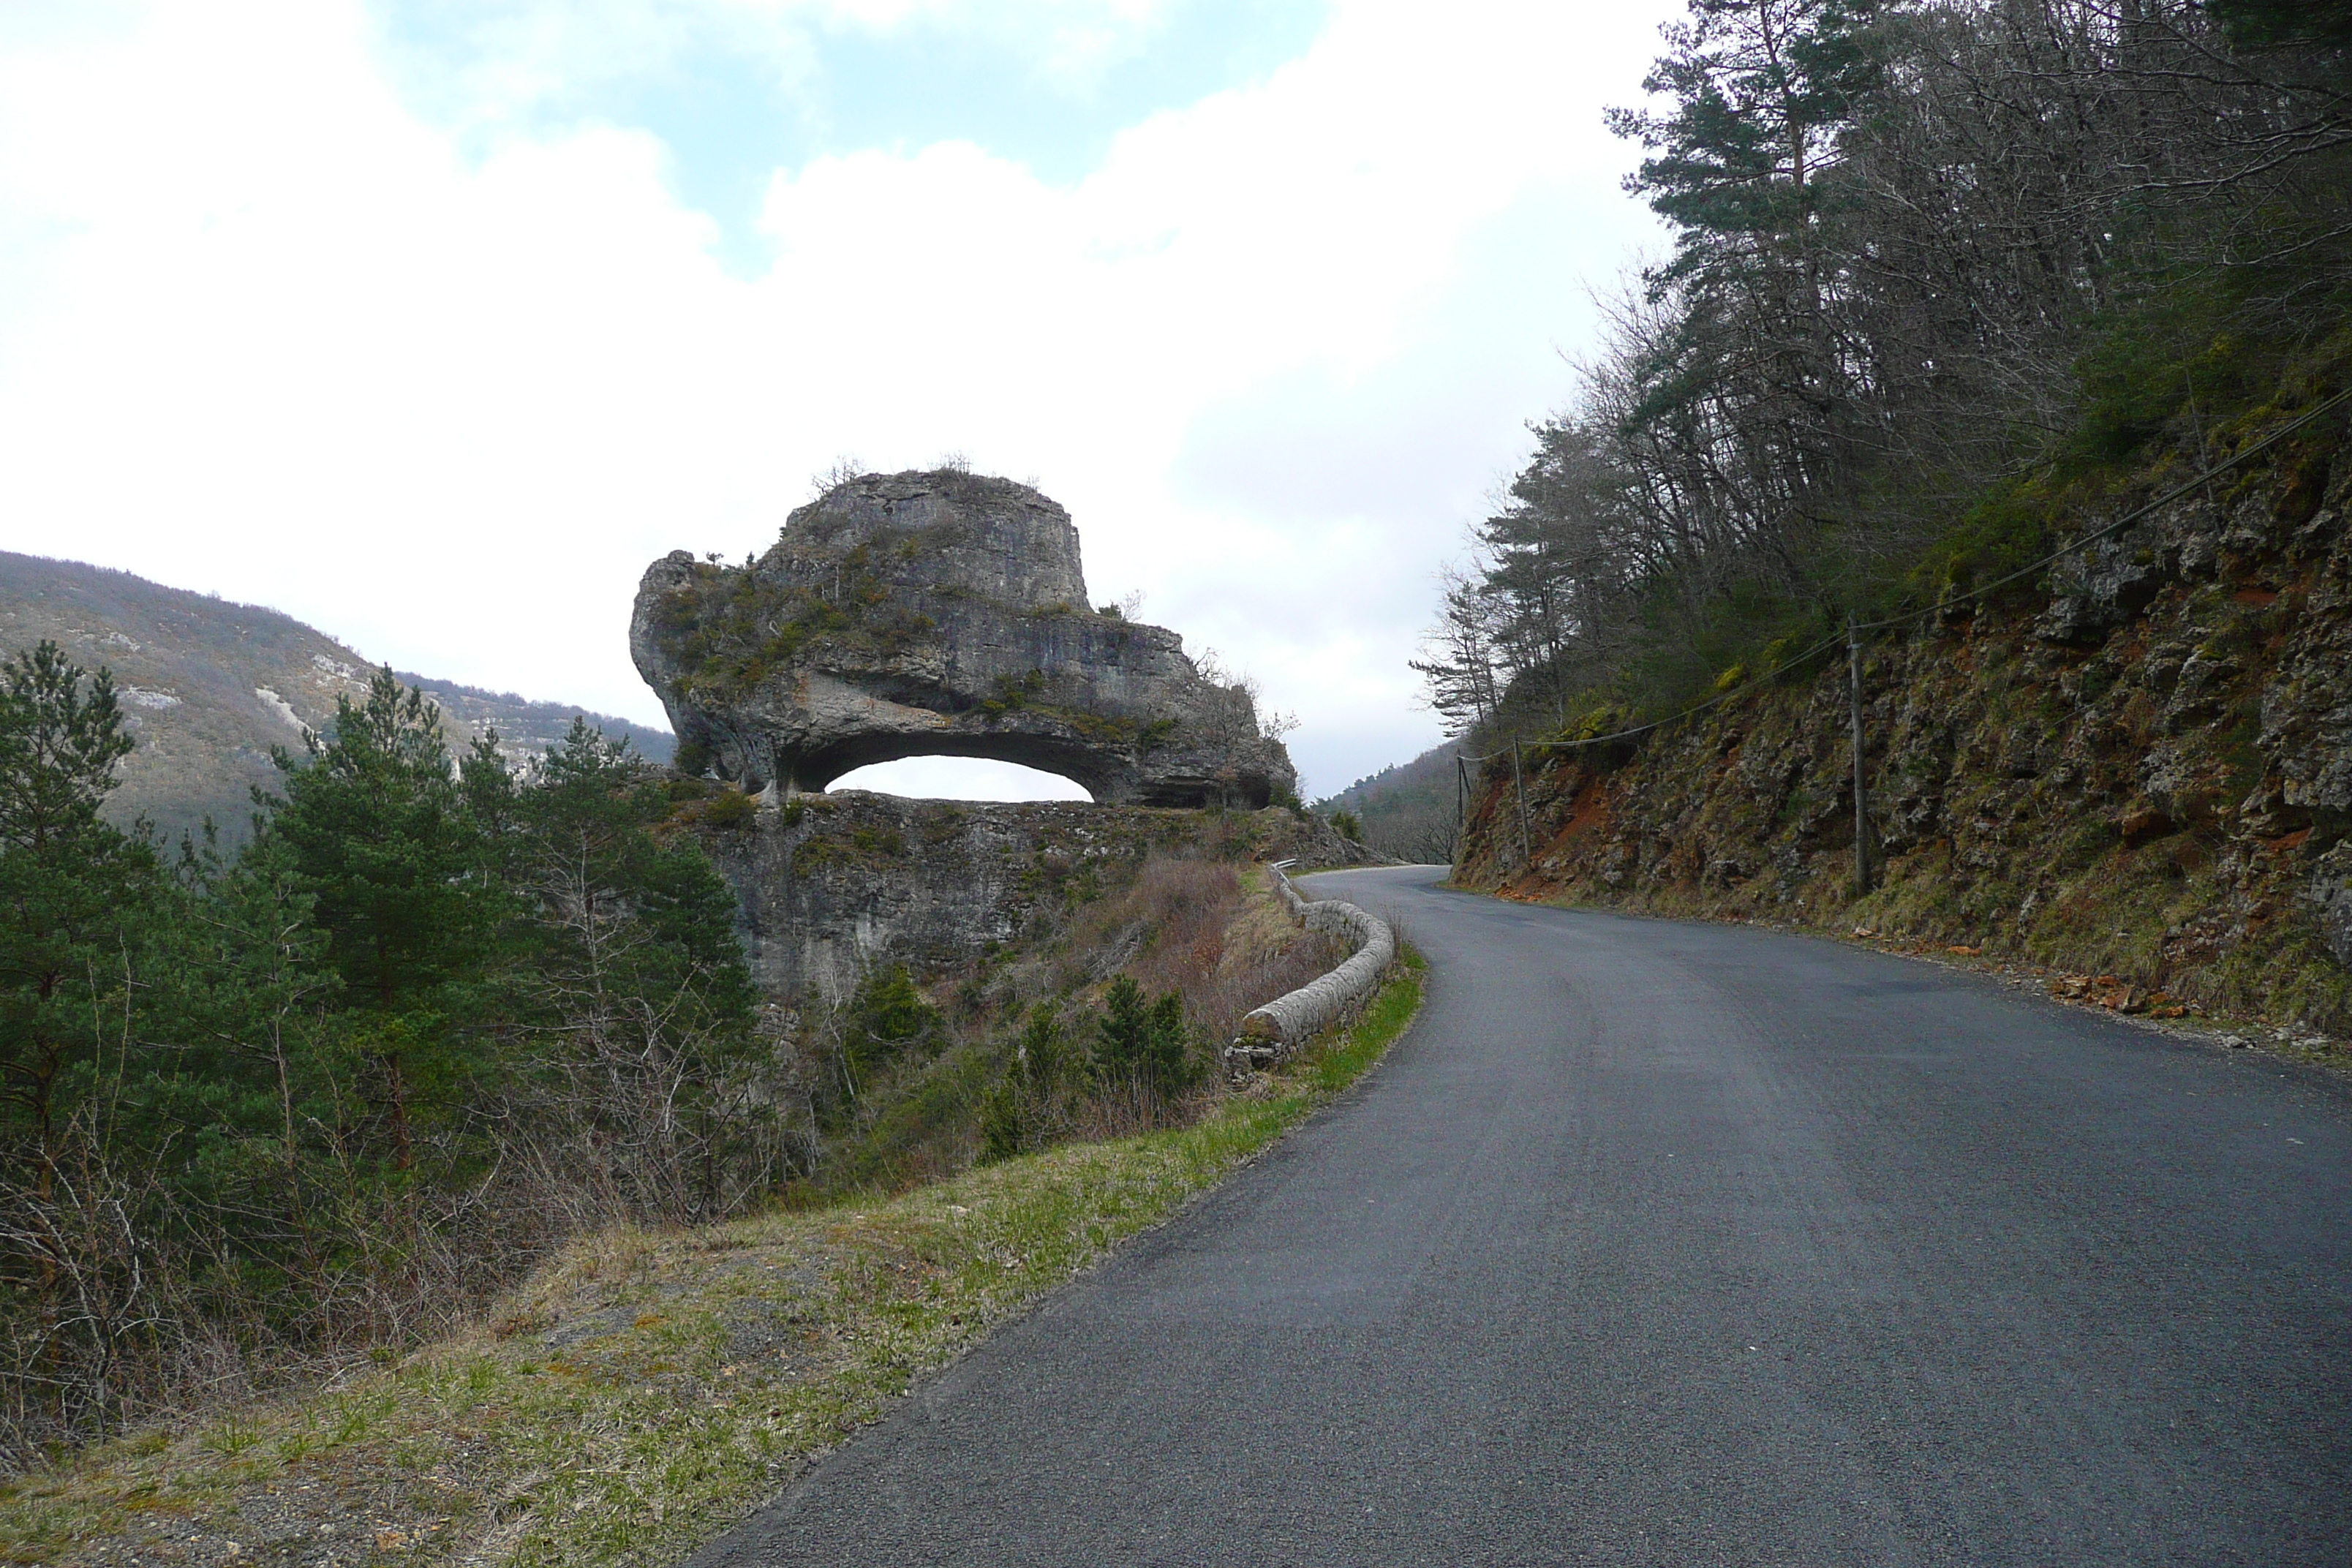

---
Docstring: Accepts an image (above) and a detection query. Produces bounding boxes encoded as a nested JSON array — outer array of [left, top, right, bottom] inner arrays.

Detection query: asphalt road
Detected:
[[685, 867, 2352, 1566]]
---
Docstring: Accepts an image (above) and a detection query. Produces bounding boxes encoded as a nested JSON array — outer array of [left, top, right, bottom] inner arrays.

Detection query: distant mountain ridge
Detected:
[[0, 551, 671, 843]]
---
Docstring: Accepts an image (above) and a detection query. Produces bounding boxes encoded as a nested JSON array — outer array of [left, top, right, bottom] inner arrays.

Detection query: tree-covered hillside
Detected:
[[1418, 0, 2352, 745], [1430, 0, 2352, 1039], [1315, 741, 1461, 863], [0, 655, 735, 1463], [0, 553, 671, 843]]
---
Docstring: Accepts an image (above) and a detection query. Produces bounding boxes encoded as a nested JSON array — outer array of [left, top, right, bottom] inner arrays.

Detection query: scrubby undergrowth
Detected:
[[781, 851, 1350, 1196], [0, 961, 1422, 1568]]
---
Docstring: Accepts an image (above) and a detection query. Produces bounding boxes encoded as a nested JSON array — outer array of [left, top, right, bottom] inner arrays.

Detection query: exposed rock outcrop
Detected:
[[1455, 405, 2352, 1032], [679, 791, 1366, 998], [631, 471, 1297, 807]]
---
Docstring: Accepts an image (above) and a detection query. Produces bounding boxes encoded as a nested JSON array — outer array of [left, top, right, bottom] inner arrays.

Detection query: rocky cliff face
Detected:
[[674, 791, 1365, 998], [1455, 413, 2352, 1033], [631, 471, 1297, 807]]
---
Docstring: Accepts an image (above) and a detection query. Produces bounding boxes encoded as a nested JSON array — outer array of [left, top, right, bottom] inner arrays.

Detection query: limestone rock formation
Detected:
[[687, 793, 1367, 998], [631, 470, 1297, 807]]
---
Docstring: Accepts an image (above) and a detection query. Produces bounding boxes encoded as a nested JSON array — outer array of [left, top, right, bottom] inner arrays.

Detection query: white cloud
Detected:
[[0, 0, 1672, 800]]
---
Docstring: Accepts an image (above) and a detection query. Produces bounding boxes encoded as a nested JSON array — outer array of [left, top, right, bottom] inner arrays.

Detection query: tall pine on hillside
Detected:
[[268, 668, 506, 1177], [0, 645, 156, 1201], [0, 643, 161, 1400], [149, 821, 344, 1303]]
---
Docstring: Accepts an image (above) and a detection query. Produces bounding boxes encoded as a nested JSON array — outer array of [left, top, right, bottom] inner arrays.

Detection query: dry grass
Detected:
[[0, 958, 1423, 1568], [991, 853, 1346, 1040]]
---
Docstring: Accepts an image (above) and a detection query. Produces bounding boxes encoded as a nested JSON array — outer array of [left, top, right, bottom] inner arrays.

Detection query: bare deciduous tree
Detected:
[[1419, 0, 2352, 745]]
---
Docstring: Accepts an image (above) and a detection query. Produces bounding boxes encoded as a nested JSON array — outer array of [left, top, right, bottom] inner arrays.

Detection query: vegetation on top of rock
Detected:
[[630, 471, 1299, 806], [646, 551, 940, 701]]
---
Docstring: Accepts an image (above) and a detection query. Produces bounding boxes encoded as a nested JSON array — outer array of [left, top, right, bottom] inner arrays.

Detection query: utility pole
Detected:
[[1511, 741, 1532, 872], [1848, 615, 1872, 895]]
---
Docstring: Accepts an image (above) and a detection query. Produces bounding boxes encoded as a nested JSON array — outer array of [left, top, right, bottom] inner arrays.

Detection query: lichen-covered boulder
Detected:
[[630, 470, 1297, 807]]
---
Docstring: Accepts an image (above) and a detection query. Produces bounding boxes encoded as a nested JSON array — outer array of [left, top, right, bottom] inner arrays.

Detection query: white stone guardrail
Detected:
[[1224, 860, 1396, 1076]]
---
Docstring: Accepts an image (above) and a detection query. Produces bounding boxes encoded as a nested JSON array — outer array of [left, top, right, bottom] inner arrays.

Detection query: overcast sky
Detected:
[[0, 0, 1673, 802]]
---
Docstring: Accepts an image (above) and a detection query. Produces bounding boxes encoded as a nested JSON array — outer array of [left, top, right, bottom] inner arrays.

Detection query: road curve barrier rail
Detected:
[[1225, 861, 1396, 1076]]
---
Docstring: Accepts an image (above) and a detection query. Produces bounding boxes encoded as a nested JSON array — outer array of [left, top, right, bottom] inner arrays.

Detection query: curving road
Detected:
[[685, 867, 2352, 1566]]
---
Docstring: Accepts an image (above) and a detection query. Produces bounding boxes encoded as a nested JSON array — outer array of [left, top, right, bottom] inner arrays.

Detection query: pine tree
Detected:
[[150, 821, 342, 1291], [1607, 0, 1880, 284], [1093, 976, 1194, 1100], [0, 644, 155, 1198], [267, 668, 503, 1174], [837, 965, 939, 1107], [0, 642, 159, 1363]]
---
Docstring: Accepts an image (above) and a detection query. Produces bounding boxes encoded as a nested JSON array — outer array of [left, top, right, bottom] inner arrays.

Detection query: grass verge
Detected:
[[0, 952, 1425, 1568]]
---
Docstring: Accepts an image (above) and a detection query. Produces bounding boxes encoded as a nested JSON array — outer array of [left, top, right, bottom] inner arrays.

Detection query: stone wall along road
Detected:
[[1225, 864, 1397, 1072]]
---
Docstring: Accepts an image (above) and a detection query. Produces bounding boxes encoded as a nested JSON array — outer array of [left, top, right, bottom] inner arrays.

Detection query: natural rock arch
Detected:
[[630, 470, 1297, 807], [829, 753, 1095, 802]]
